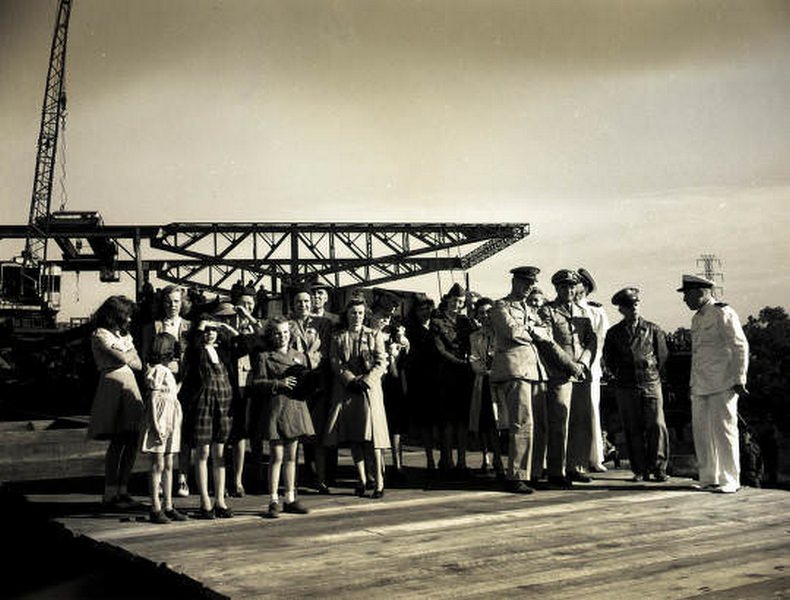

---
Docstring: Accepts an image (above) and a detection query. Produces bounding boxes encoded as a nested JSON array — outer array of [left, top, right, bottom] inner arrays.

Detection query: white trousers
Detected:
[[589, 379, 604, 466], [691, 389, 740, 489]]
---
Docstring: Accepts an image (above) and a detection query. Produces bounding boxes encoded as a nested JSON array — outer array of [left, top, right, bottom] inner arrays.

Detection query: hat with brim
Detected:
[[676, 274, 715, 292], [551, 269, 580, 286], [577, 268, 596, 293], [510, 266, 540, 281], [612, 287, 640, 307], [212, 302, 237, 317]]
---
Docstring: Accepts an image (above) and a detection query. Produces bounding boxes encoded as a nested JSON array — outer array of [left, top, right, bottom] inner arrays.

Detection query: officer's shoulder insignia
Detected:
[[714, 302, 729, 307]]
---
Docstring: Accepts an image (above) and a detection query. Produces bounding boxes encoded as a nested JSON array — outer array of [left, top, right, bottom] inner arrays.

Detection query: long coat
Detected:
[[324, 326, 390, 448], [468, 326, 496, 432]]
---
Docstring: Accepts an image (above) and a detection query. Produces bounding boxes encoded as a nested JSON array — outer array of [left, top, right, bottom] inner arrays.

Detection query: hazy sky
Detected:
[[1, 0, 789, 329]]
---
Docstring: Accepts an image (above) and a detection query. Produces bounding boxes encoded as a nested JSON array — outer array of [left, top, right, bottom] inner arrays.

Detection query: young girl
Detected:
[[182, 314, 237, 519], [252, 317, 315, 518], [141, 332, 188, 523]]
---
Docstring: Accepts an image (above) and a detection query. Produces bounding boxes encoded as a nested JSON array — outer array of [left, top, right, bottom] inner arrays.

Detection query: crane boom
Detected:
[[23, 0, 73, 275]]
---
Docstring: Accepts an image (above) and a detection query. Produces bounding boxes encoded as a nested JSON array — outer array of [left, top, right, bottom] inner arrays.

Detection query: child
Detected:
[[141, 332, 188, 523], [253, 317, 315, 518], [182, 314, 237, 519]]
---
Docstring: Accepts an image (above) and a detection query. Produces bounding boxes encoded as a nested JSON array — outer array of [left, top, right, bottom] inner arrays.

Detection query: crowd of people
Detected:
[[86, 266, 750, 524]]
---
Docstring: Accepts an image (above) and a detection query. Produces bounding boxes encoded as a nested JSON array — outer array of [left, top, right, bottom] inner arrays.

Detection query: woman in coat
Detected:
[[324, 297, 390, 497]]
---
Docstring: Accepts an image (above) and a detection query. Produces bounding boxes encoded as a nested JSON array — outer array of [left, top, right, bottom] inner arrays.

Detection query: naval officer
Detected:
[[678, 274, 749, 493]]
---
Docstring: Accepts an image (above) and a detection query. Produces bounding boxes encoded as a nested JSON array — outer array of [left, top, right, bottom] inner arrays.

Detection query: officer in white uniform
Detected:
[[678, 274, 749, 493]]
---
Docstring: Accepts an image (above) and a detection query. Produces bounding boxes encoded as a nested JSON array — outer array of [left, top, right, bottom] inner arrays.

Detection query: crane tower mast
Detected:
[[23, 0, 72, 277]]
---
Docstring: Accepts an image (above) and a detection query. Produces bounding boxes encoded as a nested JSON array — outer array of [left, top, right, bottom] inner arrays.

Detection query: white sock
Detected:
[[270, 493, 279, 504], [285, 489, 296, 503]]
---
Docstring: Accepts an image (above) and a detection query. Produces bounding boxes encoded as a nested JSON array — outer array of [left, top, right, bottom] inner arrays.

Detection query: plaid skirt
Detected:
[[189, 364, 232, 446]]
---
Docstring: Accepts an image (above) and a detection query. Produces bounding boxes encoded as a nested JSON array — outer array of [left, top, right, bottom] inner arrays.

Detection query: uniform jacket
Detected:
[[690, 299, 749, 395], [539, 300, 596, 382], [603, 317, 668, 387], [430, 310, 473, 366], [489, 295, 547, 383]]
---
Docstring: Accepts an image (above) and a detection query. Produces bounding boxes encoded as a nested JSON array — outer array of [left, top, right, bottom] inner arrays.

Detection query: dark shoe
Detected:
[[547, 475, 572, 489], [316, 482, 331, 495], [264, 501, 281, 519], [149, 510, 171, 524], [653, 472, 670, 483], [115, 494, 143, 510], [164, 508, 189, 522], [567, 471, 592, 483], [214, 505, 233, 519], [371, 489, 385, 499], [194, 507, 215, 520], [354, 483, 367, 497], [228, 485, 245, 498], [630, 474, 645, 483], [283, 500, 310, 514], [505, 480, 535, 494]]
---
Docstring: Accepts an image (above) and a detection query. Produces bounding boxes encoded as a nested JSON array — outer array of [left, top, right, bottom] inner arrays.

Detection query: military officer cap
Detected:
[[310, 281, 332, 291], [577, 268, 596, 293], [550, 269, 580, 286], [676, 274, 715, 292], [611, 287, 640, 306], [510, 266, 540, 281]]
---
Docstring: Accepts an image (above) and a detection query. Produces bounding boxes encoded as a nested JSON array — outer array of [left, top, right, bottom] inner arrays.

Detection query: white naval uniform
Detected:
[[690, 298, 749, 492], [579, 299, 610, 467]]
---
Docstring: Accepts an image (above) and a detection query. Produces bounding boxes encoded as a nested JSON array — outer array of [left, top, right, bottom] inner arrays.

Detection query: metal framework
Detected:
[[0, 219, 530, 294], [24, 0, 73, 268]]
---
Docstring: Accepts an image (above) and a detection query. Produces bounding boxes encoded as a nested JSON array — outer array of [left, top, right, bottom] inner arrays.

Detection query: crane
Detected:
[[20, 0, 73, 310]]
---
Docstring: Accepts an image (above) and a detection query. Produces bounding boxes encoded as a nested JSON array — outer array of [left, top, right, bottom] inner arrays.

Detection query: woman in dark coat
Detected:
[[252, 316, 315, 518], [430, 283, 475, 477]]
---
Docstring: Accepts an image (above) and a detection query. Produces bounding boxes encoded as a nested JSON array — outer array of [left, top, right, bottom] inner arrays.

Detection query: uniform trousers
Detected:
[[545, 380, 572, 478], [566, 381, 593, 474], [615, 384, 669, 477], [589, 378, 605, 466], [691, 390, 740, 490], [492, 379, 546, 482]]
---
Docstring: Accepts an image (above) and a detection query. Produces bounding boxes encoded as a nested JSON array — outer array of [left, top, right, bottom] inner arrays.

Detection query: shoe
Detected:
[[630, 474, 645, 483], [283, 500, 310, 514], [214, 505, 233, 519], [264, 501, 281, 519], [177, 478, 190, 497], [506, 480, 535, 494], [653, 472, 670, 483], [194, 507, 215, 520], [114, 494, 143, 509], [354, 483, 367, 497], [567, 471, 592, 483], [316, 482, 331, 495], [547, 475, 572, 489], [229, 485, 245, 498], [589, 463, 608, 473], [149, 510, 171, 524], [716, 484, 739, 494], [371, 489, 385, 499], [164, 508, 189, 522]]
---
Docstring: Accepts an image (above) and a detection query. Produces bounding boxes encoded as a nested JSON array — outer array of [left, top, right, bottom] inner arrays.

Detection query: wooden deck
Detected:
[[18, 455, 790, 600]]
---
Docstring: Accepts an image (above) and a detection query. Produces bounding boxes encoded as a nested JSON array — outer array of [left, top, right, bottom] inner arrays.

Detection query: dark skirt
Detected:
[[255, 393, 315, 441]]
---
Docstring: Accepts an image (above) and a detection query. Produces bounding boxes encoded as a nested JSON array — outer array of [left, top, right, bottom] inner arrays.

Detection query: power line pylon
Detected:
[[696, 253, 724, 298]]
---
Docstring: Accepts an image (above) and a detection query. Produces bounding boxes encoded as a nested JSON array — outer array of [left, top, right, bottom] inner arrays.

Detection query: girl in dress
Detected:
[[252, 317, 316, 518], [181, 314, 237, 519], [88, 295, 145, 508], [325, 297, 390, 498], [141, 332, 188, 523]]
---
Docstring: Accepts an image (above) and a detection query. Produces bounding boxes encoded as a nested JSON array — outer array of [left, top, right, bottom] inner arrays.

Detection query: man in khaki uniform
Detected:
[[539, 269, 596, 486], [490, 266, 548, 494]]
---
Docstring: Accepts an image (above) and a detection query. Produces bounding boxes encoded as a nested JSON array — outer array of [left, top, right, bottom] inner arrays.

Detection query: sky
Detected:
[[1, 0, 789, 330]]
